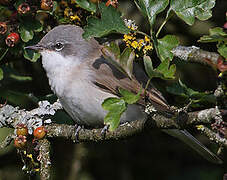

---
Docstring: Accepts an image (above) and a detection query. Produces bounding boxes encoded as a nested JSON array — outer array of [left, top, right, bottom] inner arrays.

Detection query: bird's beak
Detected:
[[25, 44, 44, 51]]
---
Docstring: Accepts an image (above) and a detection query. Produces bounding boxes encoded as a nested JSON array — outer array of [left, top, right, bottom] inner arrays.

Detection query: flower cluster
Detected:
[[123, 19, 153, 56], [61, 0, 82, 24]]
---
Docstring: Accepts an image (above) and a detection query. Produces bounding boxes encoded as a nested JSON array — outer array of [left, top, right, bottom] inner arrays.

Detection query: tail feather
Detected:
[[162, 129, 223, 164]]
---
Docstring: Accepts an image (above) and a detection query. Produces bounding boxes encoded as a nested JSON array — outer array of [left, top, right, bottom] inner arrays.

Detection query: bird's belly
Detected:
[[57, 82, 147, 127]]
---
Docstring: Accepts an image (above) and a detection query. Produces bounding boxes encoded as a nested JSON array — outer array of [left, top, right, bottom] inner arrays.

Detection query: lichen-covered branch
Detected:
[[197, 125, 227, 148], [0, 102, 226, 145], [39, 139, 51, 180], [172, 46, 227, 72]]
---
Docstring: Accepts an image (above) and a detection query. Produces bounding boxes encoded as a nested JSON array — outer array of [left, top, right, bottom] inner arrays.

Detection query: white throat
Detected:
[[41, 50, 83, 95]]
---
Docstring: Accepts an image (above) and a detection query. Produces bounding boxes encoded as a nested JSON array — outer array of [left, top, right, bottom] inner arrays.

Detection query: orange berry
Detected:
[[5, 32, 20, 47], [16, 124, 28, 136], [33, 126, 46, 139]]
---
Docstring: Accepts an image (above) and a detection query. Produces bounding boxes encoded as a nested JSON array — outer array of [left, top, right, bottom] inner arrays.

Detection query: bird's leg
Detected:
[[74, 125, 82, 143], [101, 124, 110, 139]]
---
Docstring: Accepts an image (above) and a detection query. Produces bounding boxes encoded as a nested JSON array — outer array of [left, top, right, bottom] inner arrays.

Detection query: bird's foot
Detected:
[[73, 125, 82, 143], [101, 124, 109, 139]]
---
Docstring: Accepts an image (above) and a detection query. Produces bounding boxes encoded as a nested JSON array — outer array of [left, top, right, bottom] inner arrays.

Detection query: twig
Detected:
[[0, 133, 14, 149], [197, 125, 227, 148], [39, 139, 51, 180]]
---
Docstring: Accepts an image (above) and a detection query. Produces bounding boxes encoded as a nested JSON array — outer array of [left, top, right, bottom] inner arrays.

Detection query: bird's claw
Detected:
[[101, 125, 109, 139], [74, 125, 82, 143]]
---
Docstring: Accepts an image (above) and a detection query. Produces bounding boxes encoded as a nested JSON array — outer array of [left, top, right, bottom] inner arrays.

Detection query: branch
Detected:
[[45, 106, 226, 147], [172, 46, 227, 72], [39, 139, 51, 180]]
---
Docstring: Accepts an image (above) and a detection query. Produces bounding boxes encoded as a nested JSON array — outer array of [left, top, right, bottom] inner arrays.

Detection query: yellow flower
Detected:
[[70, 15, 81, 21], [71, 0, 76, 4], [131, 41, 138, 49], [64, 7, 71, 17], [35, 168, 40, 172], [145, 36, 150, 42], [123, 34, 135, 42], [27, 154, 33, 159], [144, 44, 153, 51], [138, 39, 144, 50], [196, 125, 204, 130], [143, 44, 153, 54]]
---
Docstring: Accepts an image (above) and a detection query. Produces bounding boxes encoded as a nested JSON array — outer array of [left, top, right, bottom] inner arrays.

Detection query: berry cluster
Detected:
[[0, 0, 53, 48], [14, 124, 46, 149]]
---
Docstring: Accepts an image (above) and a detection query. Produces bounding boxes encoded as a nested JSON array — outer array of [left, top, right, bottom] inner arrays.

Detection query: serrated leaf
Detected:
[[102, 98, 126, 131], [19, 19, 43, 42], [119, 88, 142, 104], [144, 56, 175, 79], [76, 0, 96, 12], [134, 0, 169, 26], [23, 49, 41, 62], [166, 80, 216, 106], [169, 0, 215, 25], [156, 59, 176, 79], [144, 55, 162, 78], [83, 3, 129, 39], [218, 44, 227, 58], [0, 68, 3, 80], [102, 97, 123, 111], [19, 25, 34, 42], [104, 111, 122, 131], [198, 27, 227, 43], [157, 35, 179, 61]]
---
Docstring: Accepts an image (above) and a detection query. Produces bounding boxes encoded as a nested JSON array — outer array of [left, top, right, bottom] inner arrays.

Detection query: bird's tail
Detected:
[[162, 129, 223, 164]]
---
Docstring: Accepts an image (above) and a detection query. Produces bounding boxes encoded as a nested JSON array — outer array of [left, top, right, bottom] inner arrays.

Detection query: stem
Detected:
[[156, 13, 173, 38]]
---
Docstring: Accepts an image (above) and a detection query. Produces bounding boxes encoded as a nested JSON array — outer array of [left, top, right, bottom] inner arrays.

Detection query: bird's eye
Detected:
[[54, 42, 64, 51]]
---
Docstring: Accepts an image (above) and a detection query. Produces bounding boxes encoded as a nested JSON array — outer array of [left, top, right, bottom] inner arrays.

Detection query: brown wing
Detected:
[[89, 56, 172, 113]]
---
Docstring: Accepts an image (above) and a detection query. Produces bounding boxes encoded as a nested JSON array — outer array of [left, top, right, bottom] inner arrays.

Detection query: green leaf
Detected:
[[0, 68, 3, 80], [102, 98, 127, 131], [119, 88, 142, 104], [134, 0, 169, 26], [23, 49, 41, 62], [19, 25, 34, 42], [19, 19, 43, 42], [144, 55, 162, 78], [107, 41, 121, 60], [102, 97, 123, 110], [144, 56, 175, 79], [156, 59, 175, 79], [218, 44, 227, 58], [198, 27, 227, 43], [83, 3, 129, 39], [169, 0, 215, 25], [75, 0, 97, 12], [119, 47, 135, 78], [104, 111, 122, 131], [157, 35, 179, 61]]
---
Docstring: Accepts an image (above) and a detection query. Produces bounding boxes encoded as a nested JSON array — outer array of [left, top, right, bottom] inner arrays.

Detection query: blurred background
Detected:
[[0, 0, 226, 179]]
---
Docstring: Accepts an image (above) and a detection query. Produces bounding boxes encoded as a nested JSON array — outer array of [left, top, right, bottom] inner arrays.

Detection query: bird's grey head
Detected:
[[26, 25, 100, 61]]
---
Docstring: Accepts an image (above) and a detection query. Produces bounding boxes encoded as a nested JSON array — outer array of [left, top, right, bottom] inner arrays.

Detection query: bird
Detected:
[[26, 24, 222, 164]]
